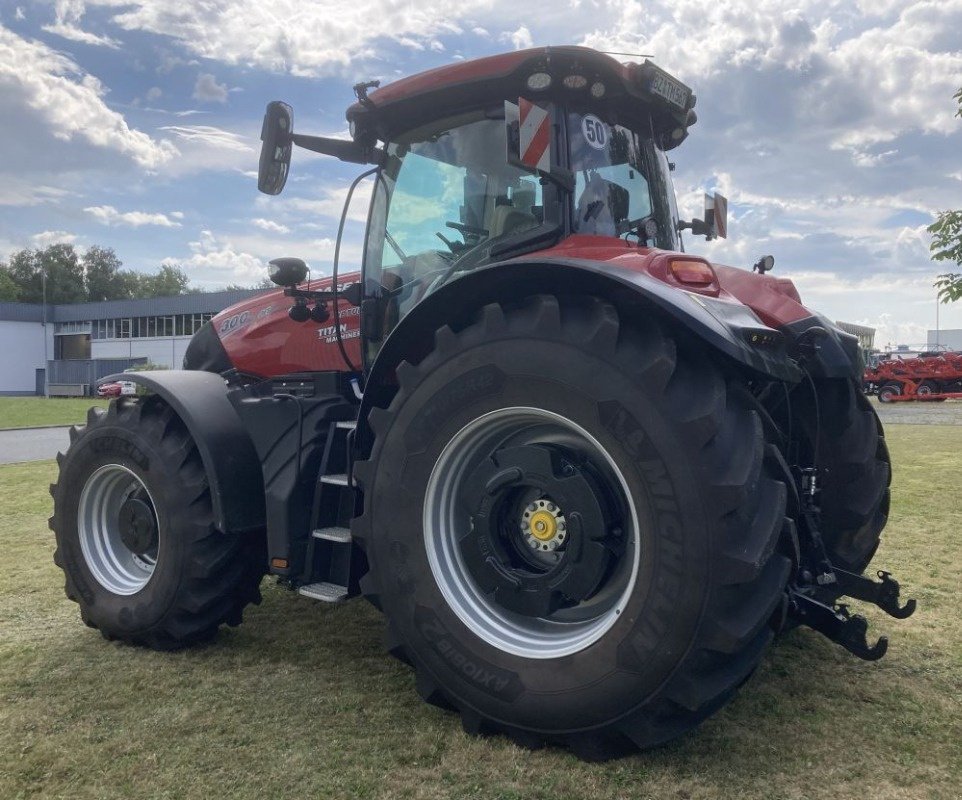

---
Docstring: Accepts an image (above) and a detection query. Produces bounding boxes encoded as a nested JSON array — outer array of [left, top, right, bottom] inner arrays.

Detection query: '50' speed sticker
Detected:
[[581, 114, 608, 150]]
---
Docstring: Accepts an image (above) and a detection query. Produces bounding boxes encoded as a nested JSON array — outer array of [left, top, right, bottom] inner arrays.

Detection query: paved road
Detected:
[[0, 426, 71, 465], [871, 397, 962, 426]]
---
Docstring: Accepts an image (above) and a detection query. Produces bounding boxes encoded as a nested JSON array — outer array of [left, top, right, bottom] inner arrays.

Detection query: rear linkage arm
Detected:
[[786, 469, 916, 661]]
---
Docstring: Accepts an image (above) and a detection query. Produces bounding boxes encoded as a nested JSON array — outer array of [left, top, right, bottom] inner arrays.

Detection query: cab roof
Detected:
[[346, 46, 696, 148]]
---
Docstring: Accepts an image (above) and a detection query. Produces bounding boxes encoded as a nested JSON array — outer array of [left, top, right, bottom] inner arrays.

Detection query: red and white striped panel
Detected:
[[519, 98, 550, 172]]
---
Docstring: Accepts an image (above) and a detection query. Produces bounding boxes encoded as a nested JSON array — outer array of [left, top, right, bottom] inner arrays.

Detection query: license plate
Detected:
[[649, 72, 689, 110]]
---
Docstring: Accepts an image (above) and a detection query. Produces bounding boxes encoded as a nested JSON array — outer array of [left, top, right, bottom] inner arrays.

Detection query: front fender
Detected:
[[356, 258, 801, 454], [101, 370, 265, 534]]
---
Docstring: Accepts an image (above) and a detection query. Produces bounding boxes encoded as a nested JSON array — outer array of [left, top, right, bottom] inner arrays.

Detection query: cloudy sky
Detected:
[[0, 0, 960, 347]]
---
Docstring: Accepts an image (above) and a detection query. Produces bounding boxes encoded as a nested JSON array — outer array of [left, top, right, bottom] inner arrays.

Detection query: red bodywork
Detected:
[[214, 271, 362, 377], [213, 238, 812, 379]]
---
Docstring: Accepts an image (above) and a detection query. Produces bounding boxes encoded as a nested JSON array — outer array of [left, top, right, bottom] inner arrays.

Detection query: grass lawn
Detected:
[[1, 426, 959, 799], [0, 397, 109, 430]]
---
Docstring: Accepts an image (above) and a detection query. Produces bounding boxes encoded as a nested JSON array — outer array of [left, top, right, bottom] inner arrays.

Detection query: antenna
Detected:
[[600, 50, 655, 59]]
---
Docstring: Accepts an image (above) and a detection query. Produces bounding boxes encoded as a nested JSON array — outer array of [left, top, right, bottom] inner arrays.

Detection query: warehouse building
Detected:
[[0, 289, 267, 396]]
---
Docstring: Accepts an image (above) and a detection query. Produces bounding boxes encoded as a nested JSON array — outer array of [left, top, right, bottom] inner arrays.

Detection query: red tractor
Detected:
[[865, 351, 962, 402], [49, 47, 913, 760]]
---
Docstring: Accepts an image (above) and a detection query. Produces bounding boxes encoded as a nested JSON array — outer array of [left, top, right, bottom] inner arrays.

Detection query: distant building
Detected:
[[927, 329, 962, 351], [0, 289, 268, 396], [835, 321, 876, 351]]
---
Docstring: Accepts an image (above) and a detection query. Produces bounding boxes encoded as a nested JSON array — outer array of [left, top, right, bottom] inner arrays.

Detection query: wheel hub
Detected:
[[77, 464, 159, 595], [423, 407, 641, 659], [460, 443, 613, 618], [522, 500, 566, 550], [118, 496, 158, 554]]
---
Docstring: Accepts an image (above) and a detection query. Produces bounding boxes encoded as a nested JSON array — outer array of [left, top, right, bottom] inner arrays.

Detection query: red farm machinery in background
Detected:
[[865, 351, 962, 402]]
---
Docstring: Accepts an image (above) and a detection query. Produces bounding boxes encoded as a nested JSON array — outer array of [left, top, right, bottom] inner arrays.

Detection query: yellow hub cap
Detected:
[[528, 510, 557, 541]]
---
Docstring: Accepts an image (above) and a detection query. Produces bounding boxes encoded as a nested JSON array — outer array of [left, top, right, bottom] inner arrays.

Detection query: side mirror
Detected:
[[258, 101, 293, 195], [268, 257, 308, 287]]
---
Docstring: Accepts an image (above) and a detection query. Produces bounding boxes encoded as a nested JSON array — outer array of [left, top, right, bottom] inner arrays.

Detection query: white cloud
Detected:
[[0, 179, 71, 207], [165, 230, 266, 286], [192, 72, 228, 103], [85, 205, 183, 227], [0, 24, 175, 168], [504, 25, 533, 50], [42, 0, 121, 49], [87, 0, 484, 76], [158, 124, 251, 151], [251, 218, 291, 234], [30, 230, 77, 248]]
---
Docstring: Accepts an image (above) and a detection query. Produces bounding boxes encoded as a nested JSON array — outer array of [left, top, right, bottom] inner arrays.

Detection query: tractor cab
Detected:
[[257, 47, 726, 362]]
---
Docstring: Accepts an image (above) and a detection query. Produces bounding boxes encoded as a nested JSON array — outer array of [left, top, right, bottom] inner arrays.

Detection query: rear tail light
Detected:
[[669, 258, 716, 287]]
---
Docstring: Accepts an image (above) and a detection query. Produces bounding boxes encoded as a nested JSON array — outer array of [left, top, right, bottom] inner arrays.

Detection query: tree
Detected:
[[83, 246, 137, 302], [0, 267, 19, 301], [1, 245, 197, 304], [3, 244, 87, 304], [931, 87, 962, 303], [136, 264, 191, 298]]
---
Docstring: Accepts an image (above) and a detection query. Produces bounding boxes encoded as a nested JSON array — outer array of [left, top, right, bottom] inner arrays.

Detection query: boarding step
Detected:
[[320, 473, 350, 487], [298, 581, 348, 603], [312, 526, 352, 543]]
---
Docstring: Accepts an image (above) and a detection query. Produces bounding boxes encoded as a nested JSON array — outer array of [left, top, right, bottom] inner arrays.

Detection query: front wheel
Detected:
[[49, 398, 265, 649], [353, 296, 791, 759], [877, 382, 902, 403]]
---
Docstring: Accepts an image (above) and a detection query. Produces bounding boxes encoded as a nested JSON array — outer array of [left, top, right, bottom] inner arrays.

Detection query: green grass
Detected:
[[0, 397, 109, 430], [1, 426, 960, 799]]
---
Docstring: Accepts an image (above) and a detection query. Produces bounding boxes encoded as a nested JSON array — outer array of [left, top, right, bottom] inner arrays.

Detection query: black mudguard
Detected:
[[101, 370, 266, 534], [781, 315, 864, 380], [356, 258, 802, 454]]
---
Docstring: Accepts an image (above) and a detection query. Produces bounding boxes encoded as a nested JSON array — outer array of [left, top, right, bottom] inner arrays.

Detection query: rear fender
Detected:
[[356, 258, 801, 455], [100, 370, 266, 534]]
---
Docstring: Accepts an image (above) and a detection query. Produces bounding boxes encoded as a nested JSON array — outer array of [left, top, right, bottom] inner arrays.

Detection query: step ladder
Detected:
[[298, 417, 357, 603]]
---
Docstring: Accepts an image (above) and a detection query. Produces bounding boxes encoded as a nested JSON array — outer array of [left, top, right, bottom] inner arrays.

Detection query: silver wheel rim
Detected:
[[423, 407, 640, 659], [77, 464, 159, 595]]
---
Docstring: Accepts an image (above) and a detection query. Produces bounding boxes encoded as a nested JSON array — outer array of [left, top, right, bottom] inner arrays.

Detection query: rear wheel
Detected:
[[353, 295, 791, 759], [917, 380, 946, 400], [49, 397, 265, 649]]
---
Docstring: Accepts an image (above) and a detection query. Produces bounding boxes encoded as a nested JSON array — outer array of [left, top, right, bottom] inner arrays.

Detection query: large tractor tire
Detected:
[[49, 397, 265, 650], [353, 295, 792, 759], [803, 379, 891, 573]]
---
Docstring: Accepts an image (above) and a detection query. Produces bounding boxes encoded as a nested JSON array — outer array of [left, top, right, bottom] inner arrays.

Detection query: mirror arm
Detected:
[[678, 218, 710, 237], [290, 133, 385, 166]]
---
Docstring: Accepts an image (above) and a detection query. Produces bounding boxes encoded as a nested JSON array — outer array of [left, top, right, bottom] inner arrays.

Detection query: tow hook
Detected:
[[833, 569, 917, 619], [788, 569, 916, 661], [788, 590, 889, 661]]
